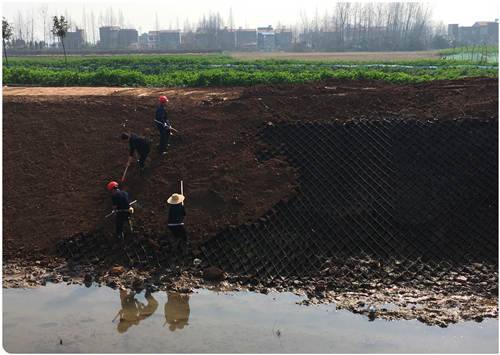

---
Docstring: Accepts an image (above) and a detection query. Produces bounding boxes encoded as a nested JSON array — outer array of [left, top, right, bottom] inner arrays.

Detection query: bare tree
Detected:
[[91, 11, 96, 44], [40, 4, 48, 45], [52, 15, 69, 63], [228, 7, 234, 30], [15, 11, 24, 42], [118, 9, 124, 27], [3, 17, 13, 65]]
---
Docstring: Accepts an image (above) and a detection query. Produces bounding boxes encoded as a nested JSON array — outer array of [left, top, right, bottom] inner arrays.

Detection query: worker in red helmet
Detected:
[[155, 95, 171, 156], [107, 181, 132, 239]]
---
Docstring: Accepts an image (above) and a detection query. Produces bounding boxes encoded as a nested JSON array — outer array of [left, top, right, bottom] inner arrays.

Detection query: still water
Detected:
[[2, 283, 498, 353]]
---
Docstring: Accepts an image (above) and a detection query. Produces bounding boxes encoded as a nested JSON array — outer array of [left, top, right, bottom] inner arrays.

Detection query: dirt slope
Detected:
[[2, 77, 498, 261]]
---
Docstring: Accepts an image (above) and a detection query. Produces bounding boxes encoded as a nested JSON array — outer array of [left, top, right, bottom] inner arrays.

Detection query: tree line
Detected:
[[3, 2, 451, 52]]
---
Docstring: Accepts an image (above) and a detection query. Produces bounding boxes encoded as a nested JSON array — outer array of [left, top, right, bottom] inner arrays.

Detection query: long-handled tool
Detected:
[[121, 161, 130, 182], [112, 311, 122, 323], [105, 200, 137, 218], [154, 120, 179, 133], [180, 180, 184, 205]]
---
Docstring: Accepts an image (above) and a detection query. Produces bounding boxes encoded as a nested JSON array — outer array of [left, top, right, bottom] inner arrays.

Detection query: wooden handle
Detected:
[[121, 164, 129, 182], [181, 180, 184, 205]]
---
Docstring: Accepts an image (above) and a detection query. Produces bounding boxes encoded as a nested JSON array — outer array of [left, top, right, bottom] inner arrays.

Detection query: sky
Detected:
[[2, 0, 499, 40]]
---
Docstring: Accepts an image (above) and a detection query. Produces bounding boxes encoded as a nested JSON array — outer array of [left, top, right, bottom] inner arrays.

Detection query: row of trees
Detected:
[[3, 16, 69, 65], [4, 3, 452, 53], [294, 3, 441, 51]]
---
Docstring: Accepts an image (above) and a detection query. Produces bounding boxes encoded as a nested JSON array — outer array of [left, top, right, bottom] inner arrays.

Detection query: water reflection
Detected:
[[114, 290, 190, 333], [116, 289, 159, 333], [164, 292, 191, 332], [3, 285, 498, 353]]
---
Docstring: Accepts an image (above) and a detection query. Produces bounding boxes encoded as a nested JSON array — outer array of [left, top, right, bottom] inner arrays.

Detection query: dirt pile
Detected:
[[3, 78, 497, 261], [3, 78, 499, 326]]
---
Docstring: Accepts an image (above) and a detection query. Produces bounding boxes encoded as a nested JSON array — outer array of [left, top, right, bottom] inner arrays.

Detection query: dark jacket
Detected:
[[129, 133, 150, 156], [112, 190, 130, 210], [168, 204, 186, 225], [155, 105, 170, 126]]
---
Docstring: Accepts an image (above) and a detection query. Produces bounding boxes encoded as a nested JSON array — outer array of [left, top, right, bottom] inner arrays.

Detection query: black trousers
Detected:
[[116, 212, 130, 237], [168, 225, 187, 254], [156, 124, 171, 153], [138, 145, 150, 169]]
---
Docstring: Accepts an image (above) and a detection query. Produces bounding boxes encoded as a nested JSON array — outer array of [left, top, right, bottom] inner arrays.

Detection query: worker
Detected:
[[155, 95, 171, 155], [167, 193, 188, 257], [107, 181, 133, 239], [121, 132, 151, 173], [164, 291, 190, 331]]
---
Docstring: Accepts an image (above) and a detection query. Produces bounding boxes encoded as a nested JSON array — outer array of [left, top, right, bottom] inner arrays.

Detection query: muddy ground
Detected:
[[3, 77, 499, 326]]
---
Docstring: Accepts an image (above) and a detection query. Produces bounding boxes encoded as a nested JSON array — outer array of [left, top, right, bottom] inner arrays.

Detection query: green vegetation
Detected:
[[3, 54, 498, 87], [439, 46, 499, 64]]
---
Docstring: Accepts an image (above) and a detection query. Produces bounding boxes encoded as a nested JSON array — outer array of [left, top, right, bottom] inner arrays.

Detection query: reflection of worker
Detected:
[[164, 292, 190, 331], [138, 290, 159, 321], [116, 289, 159, 334]]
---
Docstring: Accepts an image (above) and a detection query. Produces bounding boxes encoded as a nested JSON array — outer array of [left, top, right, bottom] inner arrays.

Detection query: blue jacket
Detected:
[[155, 105, 170, 127], [111, 189, 129, 210]]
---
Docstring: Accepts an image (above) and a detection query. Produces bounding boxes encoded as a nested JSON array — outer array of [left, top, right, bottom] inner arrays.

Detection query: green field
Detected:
[[3, 53, 498, 87], [439, 46, 499, 64]]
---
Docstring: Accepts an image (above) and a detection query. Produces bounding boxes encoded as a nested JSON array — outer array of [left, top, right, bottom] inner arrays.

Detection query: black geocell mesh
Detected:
[[200, 119, 498, 278]]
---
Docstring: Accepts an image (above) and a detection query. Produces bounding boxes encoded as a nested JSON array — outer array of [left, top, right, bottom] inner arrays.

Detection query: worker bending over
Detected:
[[121, 132, 151, 173], [107, 181, 133, 239], [155, 95, 171, 155]]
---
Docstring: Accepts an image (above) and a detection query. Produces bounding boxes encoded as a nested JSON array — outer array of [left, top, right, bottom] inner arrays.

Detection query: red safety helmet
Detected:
[[159, 96, 169, 104], [107, 181, 119, 191]]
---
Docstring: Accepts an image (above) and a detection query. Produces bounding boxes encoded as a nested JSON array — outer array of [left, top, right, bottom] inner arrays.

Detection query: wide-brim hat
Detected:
[[167, 193, 185, 205]]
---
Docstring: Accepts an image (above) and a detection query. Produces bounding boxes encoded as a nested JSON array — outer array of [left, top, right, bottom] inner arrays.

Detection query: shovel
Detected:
[[121, 161, 131, 182], [154, 120, 179, 133], [105, 200, 138, 218], [181, 180, 184, 206]]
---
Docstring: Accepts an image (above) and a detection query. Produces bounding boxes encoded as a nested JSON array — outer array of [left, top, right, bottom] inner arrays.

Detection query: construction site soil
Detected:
[[3, 77, 499, 327]]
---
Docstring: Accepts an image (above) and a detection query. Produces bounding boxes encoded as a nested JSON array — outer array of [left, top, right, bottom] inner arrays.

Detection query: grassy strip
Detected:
[[4, 66, 497, 87], [5, 53, 497, 69], [438, 46, 499, 56]]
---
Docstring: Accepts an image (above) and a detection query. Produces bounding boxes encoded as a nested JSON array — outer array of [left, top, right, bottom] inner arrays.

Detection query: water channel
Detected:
[[2, 283, 498, 353]]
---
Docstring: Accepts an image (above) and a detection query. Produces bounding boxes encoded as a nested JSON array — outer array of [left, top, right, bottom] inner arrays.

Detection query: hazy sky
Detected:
[[2, 0, 499, 38]]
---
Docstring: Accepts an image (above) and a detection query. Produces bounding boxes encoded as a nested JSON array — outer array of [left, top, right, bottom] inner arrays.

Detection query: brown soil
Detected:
[[2, 77, 498, 263]]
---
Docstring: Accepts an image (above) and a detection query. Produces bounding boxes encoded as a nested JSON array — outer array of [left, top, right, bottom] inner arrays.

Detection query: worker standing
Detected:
[[107, 181, 133, 239], [155, 95, 171, 155], [121, 132, 151, 173], [167, 193, 188, 257]]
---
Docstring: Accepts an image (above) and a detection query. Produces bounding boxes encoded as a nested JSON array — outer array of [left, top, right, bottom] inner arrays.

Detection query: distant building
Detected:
[[65, 28, 85, 49], [448, 21, 498, 45], [99, 26, 120, 48], [257, 26, 275, 51], [117, 29, 138, 48], [220, 28, 236, 50], [472, 21, 499, 44], [275, 30, 293, 50], [138, 33, 150, 48], [158, 30, 181, 49], [236, 28, 257, 50], [147, 30, 160, 47], [448, 24, 459, 41]]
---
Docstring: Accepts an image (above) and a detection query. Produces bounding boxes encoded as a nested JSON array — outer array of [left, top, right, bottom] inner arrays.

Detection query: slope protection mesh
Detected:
[[200, 119, 498, 278]]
